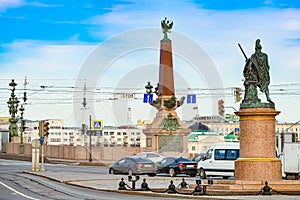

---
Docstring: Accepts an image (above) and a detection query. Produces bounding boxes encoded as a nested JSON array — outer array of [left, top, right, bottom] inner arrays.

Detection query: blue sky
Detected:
[[0, 0, 300, 126]]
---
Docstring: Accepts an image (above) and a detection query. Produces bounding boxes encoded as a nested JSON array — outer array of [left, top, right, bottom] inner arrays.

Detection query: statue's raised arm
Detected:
[[161, 17, 173, 40]]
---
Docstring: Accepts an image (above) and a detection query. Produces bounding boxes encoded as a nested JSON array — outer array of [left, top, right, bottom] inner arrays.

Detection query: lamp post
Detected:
[[7, 79, 20, 142], [19, 104, 25, 154], [145, 81, 159, 95]]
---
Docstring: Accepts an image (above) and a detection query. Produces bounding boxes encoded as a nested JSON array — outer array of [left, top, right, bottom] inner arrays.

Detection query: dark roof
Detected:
[[188, 122, 210, 132]]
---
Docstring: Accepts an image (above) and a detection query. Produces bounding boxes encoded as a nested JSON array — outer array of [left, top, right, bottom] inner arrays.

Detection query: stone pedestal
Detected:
[[144, 106, 190, 157], [235, 108, 282, 180]]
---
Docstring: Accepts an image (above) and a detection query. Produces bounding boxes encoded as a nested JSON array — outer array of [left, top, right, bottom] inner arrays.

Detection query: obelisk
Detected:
[[143, 18, 191, 156]]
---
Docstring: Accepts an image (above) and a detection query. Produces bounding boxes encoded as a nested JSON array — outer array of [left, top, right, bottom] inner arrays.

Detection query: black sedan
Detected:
[[157, 157, 197, 177], [108, 156, 157, 176]]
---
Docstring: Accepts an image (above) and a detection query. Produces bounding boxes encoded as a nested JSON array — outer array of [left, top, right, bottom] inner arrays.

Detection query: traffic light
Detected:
[[39, 121, 50, 137], [218, 99, 225, 116], [21, 120, 27, 132], [23, 92, 27, 103], [235, 87, 242, 102], [44, 122, 50, 137]]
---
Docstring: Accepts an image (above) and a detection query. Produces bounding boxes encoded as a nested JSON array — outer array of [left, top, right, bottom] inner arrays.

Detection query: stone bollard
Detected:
[[179, 178, 189, 188], [141, 178, 150, 191], [167, 180, 177, 194], [118, 178, 126, 190]]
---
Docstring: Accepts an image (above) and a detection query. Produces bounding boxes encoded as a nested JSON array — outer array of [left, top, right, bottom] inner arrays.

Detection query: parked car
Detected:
[[108, 156, 157, 176], [134, 152, 166, 163], [157, 157, 197, 177], [192, 153, 206, 163]]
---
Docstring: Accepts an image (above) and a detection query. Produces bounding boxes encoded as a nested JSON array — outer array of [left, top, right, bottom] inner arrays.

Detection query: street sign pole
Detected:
[[40, 143, 45, 171], [38, 121, 45, 172]]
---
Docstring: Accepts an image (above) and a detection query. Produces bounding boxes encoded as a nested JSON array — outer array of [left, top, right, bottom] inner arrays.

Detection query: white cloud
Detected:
[[0, 0, 24, 11], [0, 40, 95, 79]]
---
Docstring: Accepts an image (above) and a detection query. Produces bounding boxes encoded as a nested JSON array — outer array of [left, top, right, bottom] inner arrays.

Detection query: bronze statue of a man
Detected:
[[243, 39, 273, 103]]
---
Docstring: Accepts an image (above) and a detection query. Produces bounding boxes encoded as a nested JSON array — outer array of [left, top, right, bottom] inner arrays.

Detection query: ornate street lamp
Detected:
[[145, 81, 159, 95], [7, 79, 20, 141]]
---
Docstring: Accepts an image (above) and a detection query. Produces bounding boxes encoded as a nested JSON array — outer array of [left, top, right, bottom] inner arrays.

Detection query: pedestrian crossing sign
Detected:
[[92, 120, 103, 130]]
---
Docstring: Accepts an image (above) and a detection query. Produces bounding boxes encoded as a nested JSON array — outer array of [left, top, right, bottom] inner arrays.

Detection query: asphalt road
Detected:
[[0, 159, 196, 200]]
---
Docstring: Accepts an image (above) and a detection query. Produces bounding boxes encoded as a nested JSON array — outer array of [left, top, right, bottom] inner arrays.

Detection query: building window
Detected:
[[50, 138, 61, 142], [110, 132, 114, 135], [146, 138, 152, 147], [192, 146, 196, 151], [104, 132, 108, 136]]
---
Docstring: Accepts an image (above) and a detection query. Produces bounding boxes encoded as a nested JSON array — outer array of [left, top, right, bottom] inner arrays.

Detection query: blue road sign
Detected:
[[92, 120, 103, 130], [187, 94, 196, 104], [39, 136, 44, 145], [143, 94, 153, 103]]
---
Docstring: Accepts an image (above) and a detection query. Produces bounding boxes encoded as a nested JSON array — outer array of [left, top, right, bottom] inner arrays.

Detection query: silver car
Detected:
[[108, 156, 157, 177], [134, 152, 166, 163]]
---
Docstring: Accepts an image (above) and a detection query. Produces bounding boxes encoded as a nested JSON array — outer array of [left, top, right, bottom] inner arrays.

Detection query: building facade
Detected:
[[0, 116, 298, 152], [0, 119, 146, 147]]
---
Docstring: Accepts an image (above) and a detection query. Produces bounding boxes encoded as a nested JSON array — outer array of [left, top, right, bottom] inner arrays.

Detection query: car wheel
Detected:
[[147, 173, 156, 177], [109, 168, 115, 175], [169, 168, 176, 177], [222, 176, 229, 179], [199, 168, 207, 179], [190, 173, 197, 177], [128, 169, 134, 176]]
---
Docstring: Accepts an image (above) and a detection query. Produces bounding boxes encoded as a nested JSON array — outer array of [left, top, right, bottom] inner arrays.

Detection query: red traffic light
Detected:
[[218, 99, 225, 116], [44, 122, 50, 136]]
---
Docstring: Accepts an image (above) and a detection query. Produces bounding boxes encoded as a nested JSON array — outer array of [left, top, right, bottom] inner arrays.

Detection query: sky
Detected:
[[0, 0, 300, 127]]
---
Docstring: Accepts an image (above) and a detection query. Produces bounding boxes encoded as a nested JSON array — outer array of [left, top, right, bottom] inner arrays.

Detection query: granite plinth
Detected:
[[235, 107, 281, 181]]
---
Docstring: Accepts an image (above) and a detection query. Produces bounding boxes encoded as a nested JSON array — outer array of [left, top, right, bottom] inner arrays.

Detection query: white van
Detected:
[[197, 142, 240, 179]]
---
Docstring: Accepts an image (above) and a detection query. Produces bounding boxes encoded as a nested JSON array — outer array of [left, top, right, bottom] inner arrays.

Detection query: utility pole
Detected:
[[89, 115, 92, 162], [82, 79, 87, 127], [23, 76, 28, 104], [127, 107, 131, 126], [19, 77, 28, 154]]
